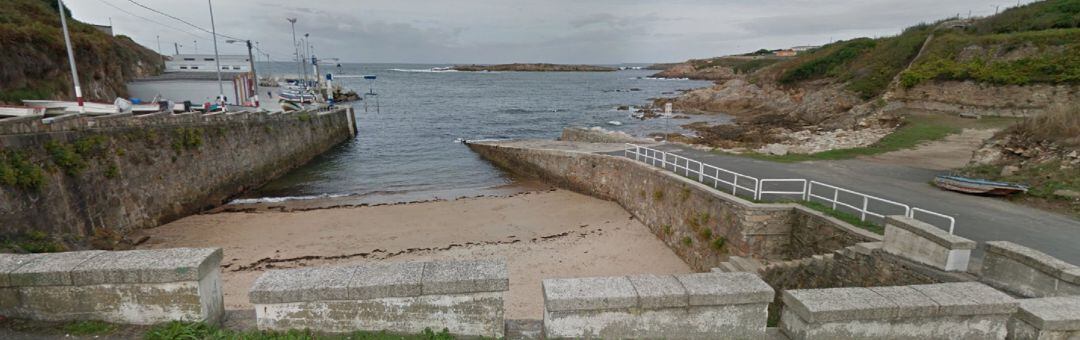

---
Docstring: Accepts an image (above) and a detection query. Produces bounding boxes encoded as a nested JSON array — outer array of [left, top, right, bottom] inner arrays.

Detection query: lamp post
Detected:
[[57, 0, 84, 114], [208, 0, 224, 103], [227, 39, 259, 107]]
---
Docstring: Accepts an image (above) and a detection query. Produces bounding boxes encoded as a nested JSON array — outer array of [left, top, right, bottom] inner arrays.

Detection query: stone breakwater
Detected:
[[0, 108, 357, 240]]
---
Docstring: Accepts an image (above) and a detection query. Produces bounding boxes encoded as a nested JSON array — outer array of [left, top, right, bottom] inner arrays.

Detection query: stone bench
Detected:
[[780, 282, 1018, 340], [981, 241, 1080, 298], [1008, 296, 1080, 340], [882, 216, 975, 272], [249, 260, 507, 338], [542, 272, 774, 339], [0, 248, 223, 325]]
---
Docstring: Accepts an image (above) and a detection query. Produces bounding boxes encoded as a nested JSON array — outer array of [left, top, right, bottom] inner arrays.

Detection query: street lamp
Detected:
[[226, 39, 260, 107]]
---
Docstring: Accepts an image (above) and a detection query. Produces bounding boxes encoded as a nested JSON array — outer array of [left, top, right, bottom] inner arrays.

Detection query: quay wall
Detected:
[[0, 108, 356, 241], [466, 141, 878, 271]]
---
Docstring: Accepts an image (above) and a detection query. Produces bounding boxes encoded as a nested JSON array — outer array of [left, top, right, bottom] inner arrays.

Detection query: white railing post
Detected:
[[698, 162, 704, 182], [634, 146, 640, 161], [860, 196, 869, 221], [832, 188, 839, 210], [802, 181, 809, 201], [661, 152, 666, 169]]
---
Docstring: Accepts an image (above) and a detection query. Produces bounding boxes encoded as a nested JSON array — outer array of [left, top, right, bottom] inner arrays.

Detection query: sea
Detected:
[[129, 63, 721, 204]]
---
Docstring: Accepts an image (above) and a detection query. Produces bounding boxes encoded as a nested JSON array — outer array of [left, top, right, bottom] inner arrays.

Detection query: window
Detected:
[[232, 66, 241, 70], [222, 66, 230, 70], [191, 66, 199, 69], [180, 66, 188, 69], [204, 58, 215, 61], [183, 58, 195, 61]]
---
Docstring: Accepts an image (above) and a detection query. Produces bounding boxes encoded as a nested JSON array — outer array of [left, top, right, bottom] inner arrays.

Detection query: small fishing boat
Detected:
[[22, 100, 119, 115], [0, 105, 45, 118], [933, 175, 1029, 196]]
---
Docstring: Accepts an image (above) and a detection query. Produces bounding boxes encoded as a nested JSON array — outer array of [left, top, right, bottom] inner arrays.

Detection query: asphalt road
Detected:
[[609, 144, 1080, 265]]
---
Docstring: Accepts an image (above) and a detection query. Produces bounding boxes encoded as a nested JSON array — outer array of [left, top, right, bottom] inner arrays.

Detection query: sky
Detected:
[[66, 0, 1027, 64]]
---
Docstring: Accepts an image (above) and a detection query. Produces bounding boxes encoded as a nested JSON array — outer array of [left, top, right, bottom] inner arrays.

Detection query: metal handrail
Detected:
[[909, 208, 956, 234], [622, 144, 957, 234]]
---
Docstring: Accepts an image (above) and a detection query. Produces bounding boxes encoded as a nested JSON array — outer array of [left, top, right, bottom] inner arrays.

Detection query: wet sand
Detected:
[[136, 189, 692, 319]]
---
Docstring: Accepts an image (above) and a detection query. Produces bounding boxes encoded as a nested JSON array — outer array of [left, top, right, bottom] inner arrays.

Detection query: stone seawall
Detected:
[[0, 109, 356, 239], [466, 140, 878, 271]]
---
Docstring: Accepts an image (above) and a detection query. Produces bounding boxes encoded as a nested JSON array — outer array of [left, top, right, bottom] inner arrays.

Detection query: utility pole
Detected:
[[57, 0, 84, 114], [208, 0, 224, 103], [287, 18, 300, 84], [302, 33, 310, 85], [156, 35, 164, 64], [174, 42, 180, 55]]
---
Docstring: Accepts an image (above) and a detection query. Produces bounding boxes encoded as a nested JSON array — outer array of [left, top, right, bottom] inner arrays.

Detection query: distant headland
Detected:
[[452, 63, 617, 72]]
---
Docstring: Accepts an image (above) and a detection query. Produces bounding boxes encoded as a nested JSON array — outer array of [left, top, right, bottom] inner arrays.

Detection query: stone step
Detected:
[[728, 256, 764, 273], [719, 261, 739, 273]]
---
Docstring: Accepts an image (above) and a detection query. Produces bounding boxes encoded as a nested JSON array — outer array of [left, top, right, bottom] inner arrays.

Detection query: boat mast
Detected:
[[57, 0, 84, 114], [208, 0, 225, 103]]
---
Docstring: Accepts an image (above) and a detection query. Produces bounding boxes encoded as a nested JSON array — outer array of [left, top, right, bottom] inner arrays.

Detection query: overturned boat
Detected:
[[933, 175, 1029, 196]]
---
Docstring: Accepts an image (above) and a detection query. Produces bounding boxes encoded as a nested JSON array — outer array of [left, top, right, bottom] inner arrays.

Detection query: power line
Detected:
[[96, 0, 207, 40], [123, 0, 246, 41]]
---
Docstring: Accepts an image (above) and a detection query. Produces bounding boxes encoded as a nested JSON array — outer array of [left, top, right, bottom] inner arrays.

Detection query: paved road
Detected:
[[609, 144, 1080, 265]]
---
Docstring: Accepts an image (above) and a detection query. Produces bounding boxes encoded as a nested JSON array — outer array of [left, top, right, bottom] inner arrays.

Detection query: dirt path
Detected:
[[135, 189, 691, 320], [861, 128, 999, 170]]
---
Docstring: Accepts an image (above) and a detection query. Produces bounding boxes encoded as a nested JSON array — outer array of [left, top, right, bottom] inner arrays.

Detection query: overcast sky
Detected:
[[67, 0, 1022, 64]]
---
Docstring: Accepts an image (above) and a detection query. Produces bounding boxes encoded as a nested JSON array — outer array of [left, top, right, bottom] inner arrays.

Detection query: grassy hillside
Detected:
[[756, 0, 1080, 98], [0, 0, 163, 104]]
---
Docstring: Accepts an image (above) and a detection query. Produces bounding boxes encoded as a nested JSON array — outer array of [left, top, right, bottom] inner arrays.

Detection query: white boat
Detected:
[[22, 100, 119, 115], [0, 106, 45, 118]]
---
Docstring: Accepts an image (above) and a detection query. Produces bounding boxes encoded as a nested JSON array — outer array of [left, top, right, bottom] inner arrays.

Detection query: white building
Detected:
[[165, 54, 250, 73]]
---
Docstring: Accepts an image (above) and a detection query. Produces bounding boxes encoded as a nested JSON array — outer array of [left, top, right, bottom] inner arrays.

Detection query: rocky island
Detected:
[[452, 63, 616, 72]]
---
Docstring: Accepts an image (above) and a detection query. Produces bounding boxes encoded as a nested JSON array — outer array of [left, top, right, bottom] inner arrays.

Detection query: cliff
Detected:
[[660, 0, 1079, 148], [648, 56, 786, 81], [0, 0, 163, 104], [452, 63, 616, 72]]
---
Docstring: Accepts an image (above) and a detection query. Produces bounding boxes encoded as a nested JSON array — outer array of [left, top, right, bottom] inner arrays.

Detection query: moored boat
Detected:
[[933, 175, 1029, 196], [0, 106, 45, 118]]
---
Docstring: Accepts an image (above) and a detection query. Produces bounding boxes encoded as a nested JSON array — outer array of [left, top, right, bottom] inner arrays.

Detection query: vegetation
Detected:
[[44, 135, 110, 176], [901, 29, 1080, 88], [691, 57, 784, 74], [145, 321, 462, 340], [969, 0, 1080, 34], [711, 236, 727, 251], [0, 0, 163, 103], [681, 236, 693, 246], [1007, 104, 1080, 147], [652, 189, 664, 201], [0, 150, 45, 191], [1, 230, 66, 253], [778, 38, 878, 85], [171, 128, 204, 152], [62, 320, 117, 336], [798, 201, 884, 234]]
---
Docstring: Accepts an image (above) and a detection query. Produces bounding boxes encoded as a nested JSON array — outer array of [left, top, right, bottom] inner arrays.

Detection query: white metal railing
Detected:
[[624, 144, 958, 234]]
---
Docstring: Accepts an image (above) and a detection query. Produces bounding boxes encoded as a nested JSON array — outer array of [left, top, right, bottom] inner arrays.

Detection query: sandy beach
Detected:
[[136, 189, 691, 319]]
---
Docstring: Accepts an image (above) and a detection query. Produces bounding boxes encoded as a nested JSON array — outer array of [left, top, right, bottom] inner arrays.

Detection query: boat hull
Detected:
[[933, 176, 1028, 196]]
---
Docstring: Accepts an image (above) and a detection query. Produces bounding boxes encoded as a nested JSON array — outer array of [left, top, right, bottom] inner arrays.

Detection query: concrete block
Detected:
[[421, 259, 508, 295], [910, 282, 1017, 316], [883, 216, 974, 272], [543, 276, 638, 312], [1013, 296, 1080, 331], [676, 272, 774, 306], [545, 304, 768, 339], [868, 285, 938, 318], [70, 248, 222, 285], [349, 262, 423, 300], [9, 251, 103, 286], [985, 241, 1078, 282], [627, 274, 688, 309], [0, 254, 39, 287], [249, 267, 313, 304], [782, 287, 898, 323]]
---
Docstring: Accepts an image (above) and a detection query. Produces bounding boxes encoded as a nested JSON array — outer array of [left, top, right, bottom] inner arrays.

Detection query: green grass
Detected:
[[62, 320, 117, 336], [969, 0, 1080, 34], [961, 160, 1080, 216], [0, 230, 66, 253], [145, 321, 462, 340], [798, 201, 884, 234], [902, 29, 1080, 88]]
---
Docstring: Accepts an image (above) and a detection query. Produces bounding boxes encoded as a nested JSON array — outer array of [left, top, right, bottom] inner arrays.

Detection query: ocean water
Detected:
[[141, 63, 719, 202]]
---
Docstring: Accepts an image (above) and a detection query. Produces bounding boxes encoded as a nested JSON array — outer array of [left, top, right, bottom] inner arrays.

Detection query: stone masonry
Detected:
[[0, 248, 223, 325], [249, 260, 508, 338], [542, 272, 774, 339], [0, 108, 357, 238]]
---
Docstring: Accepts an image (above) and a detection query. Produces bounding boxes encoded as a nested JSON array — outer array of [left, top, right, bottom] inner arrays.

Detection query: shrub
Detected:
[[652, 190, 664, 202], [682, 236, 693, 246], [779, 38, 877, 84], [711, 236, 727, 251], [0, 150, 45, 190]]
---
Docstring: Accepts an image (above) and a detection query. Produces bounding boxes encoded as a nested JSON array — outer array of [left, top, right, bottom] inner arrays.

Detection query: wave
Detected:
[[228, 193, 352, 205], [641, 77, 690, 81]]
